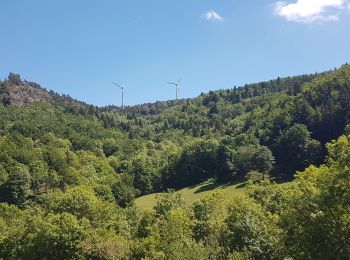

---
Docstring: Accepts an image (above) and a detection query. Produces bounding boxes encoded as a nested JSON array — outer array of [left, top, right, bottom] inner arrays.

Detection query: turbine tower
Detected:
[[167, 79, 181, 100], [113, 82, 125, 109]]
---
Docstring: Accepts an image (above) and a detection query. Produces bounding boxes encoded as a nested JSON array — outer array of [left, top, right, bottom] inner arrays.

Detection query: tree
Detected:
[[273, 124, 322, 176], [154, 190, 184, 216], [1, 163, 32, 205], [111, 175, 135, 207], [158, 208, 209, 260], [27, 213, 87, 259], [163, 139, 218, 188], [81, 229, 130, 259], [102, 138, 119, 157], [0, 164, 8, 186], [29, 161, 48, 192], [0, 82, 11, 105], [132, 156, 156, 195], [280, 131, 350, 258], [302, 64, 350, 141], [251, 146, 274, 179], [224, 196, 283, 258], [192, 190, 226, 249], [7, 73, 22, 85], [216, 134, 274, 182], [216, 142, 236, 182]]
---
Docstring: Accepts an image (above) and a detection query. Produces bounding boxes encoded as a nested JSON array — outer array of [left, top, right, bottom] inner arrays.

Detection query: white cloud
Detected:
[[202, 10, 224, 21], [274, 0, 348, 23]]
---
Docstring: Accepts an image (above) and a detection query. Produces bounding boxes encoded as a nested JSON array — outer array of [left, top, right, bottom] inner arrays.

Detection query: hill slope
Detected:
[[1, 65, 350, 259], [0, 65, 349, 203]]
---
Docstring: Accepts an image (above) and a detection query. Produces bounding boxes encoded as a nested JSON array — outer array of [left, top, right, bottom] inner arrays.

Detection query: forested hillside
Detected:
[[1, 65, 350, 259]]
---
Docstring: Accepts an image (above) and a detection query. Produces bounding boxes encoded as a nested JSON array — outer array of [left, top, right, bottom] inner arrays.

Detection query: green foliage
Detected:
[[81, 229, 130, 259], [163, 139, 218, 188], [154, 190, 184, 216], [0, 205, 87, 259], [7, 72, 22, 85], [245, 171, 264, 183], [1, 66, 350, 259], [2, 66, 350, 199], [278, 132, 350, 258], [158, 209, 209, 260], [247, 181, 287, 218], [216, 134, 274, 182], [0, 163, 32, 205], [112, 175, 136, 207], [192, 190, 226, 255], [93, 184, 115, 202], [224, 196, 283, 259], [302, 64, 350, 141], [273, 124, 322, 175], [0, 164, 9, 186]]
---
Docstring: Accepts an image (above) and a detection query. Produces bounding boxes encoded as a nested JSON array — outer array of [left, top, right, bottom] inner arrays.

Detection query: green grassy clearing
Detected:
[[135, 179, 248, 210], [135, 178, 292, 210]]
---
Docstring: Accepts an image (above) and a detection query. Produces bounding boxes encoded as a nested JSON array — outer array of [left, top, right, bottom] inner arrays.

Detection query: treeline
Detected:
[[1, 128, 350, 259], [0, 65, 350, 202], [94, 72, 321, 137]]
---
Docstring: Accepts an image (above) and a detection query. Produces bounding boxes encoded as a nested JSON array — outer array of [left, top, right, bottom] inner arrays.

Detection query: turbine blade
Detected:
[[113, 82, 124, 89]]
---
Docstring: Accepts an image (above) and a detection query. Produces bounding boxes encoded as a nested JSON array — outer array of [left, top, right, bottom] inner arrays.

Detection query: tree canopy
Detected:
[[1, 65, 350, 258]]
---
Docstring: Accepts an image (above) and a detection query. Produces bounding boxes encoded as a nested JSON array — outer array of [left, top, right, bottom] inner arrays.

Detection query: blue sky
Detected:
[[1, 0, 349, 106]]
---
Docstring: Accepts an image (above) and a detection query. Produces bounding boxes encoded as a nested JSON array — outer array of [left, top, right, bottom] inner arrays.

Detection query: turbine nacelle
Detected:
[[113, 82, 126, 90]]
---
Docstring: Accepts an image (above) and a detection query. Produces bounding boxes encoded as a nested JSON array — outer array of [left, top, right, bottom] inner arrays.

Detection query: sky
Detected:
[[0, 0, 350, 107]]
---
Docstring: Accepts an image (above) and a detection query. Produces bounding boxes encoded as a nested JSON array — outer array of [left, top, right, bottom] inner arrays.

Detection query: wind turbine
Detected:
[[113, 82, 126, 109], [167, 79, 181, 100]]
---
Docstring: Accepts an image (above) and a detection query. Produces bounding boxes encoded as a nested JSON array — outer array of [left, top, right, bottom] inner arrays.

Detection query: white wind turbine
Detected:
[[167, 79, 181, 100], [113, 82, 126, 109]]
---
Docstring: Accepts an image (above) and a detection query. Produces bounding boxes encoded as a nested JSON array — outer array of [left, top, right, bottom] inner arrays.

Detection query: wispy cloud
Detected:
[[274, 0, 349, 23], [202, 10, 224, 21]]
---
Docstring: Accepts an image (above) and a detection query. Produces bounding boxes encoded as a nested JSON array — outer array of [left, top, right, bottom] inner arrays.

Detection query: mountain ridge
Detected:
[[0, 68, 328, 111]]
